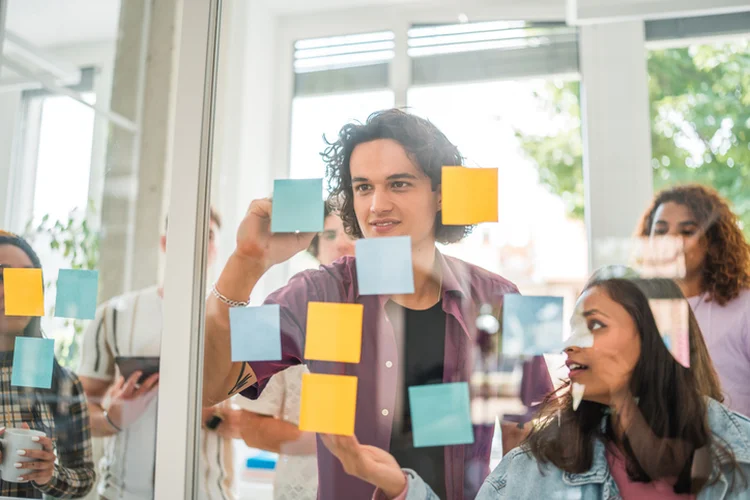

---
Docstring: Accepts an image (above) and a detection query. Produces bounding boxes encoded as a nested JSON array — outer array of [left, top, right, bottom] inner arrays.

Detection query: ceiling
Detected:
[[2, 0, 563, 49], [5, 0, 121, 47], [263, 0, 437, 14]]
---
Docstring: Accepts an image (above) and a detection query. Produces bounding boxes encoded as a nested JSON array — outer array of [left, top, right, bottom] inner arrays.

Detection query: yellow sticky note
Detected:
[[305, 302, 363, 363], [3, 268, 44, 317], [299, 373, 357, 436], [441, 166, 498, 225]]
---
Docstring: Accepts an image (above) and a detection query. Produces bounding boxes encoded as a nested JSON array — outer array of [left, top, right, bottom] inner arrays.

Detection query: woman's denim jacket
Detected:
[[402, 399, 750, 499]]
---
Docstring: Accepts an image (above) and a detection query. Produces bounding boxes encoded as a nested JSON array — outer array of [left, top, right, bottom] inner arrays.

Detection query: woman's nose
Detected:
[[563, 345, 579, 355]]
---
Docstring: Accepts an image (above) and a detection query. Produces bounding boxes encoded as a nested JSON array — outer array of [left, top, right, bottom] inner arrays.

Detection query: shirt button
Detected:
[[385, 361, 393, 368], [381, 409, 389, 416]]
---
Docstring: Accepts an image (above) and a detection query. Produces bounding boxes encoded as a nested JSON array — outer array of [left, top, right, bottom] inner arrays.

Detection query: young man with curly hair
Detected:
[[639, 184, 750, 416], [202, 109, 552, 499]]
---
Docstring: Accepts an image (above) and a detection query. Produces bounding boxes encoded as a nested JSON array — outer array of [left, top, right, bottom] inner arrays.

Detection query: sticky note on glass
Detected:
[[355, 236, 414, 295], [409, 382, 474, 448], [3, 268, 44, 317], [502, 295, 564, 356], [630, 236, 686, 280], [54, 269, 99, 320], [305, 302, 363, 363], [441, 166, 498, 225], [11, 337, 55, 389], [229, 304, 281, 362], [271, 178, 324, 233], [649, 299, 690, 368], [299, 373, 358, 436]]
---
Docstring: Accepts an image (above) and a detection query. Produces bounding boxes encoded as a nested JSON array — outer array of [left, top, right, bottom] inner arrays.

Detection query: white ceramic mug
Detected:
[[0, 428, 45, 483]]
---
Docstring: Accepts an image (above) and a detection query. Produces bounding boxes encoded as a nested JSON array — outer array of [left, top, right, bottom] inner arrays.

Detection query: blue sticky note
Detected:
[[409, 382, 474, 448], [11, 337, 55, 389], [55, 269, 99, 320], [502, 295, 564, 356], [229, 304, 282, 362], [355, 237, 414, 295], [271, 179, 324, 233]]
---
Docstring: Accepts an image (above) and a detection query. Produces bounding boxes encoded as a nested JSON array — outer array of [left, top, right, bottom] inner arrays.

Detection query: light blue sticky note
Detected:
[[55, 269, 99, 320], [271, 179, 325, 233], [229, 304, 282, 362], [502, 295, 564, 356], [409, 382, 474, 448], [11, 337, 55, 389], [355, 236, 415, 295]]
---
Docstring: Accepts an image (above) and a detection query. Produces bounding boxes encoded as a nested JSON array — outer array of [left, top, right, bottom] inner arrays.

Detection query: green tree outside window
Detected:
[[517, 39, 750, 238]]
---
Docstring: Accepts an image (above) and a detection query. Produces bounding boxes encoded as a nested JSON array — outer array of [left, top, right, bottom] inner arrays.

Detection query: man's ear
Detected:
[[437, 184, 442, 211]]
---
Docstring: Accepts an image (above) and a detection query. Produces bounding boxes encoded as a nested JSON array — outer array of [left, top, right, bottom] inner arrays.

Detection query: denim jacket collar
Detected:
[[561, 398, 750, 489]]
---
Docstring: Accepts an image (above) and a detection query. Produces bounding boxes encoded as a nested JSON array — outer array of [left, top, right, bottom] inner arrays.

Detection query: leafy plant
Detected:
[[516, 39, 750, 238], [24, 205, 100, 369]]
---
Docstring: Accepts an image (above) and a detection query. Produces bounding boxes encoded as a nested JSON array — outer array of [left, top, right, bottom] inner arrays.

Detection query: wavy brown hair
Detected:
[[525, 277, 744, 494], [322, 108, 473, 244], [638, 184, 750, 305]]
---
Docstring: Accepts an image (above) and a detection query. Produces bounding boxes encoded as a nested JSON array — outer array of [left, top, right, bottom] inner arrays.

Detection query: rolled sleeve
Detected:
[[241, 265, 347, 400], [372, 470, 440, 500]]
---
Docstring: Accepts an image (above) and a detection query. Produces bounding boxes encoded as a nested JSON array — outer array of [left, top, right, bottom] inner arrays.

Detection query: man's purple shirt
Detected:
[[241, 252, 553, 499]]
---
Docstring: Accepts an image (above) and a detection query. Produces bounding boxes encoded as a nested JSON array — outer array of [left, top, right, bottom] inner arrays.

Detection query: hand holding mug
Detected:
[[0, 424, 54, 484]]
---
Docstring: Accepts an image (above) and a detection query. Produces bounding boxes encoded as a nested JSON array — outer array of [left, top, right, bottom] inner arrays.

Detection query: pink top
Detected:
[[688, 289, 750, 417], [606, 446, 694, 499]]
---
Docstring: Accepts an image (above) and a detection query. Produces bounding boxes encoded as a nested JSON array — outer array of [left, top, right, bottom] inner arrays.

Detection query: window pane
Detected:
[[289, 91, 396, 181]]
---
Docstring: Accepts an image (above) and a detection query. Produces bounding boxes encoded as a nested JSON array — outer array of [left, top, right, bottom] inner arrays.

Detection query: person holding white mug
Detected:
[[0, 426, 47, 483], [0, 231, 95, 498]]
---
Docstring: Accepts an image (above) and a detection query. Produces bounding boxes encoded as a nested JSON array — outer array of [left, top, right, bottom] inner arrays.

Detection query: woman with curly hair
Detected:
[[639, 184, 750, 416]]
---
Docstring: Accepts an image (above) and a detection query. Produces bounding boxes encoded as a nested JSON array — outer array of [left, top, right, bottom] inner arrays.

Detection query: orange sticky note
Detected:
[[305, 302, 363, 363], [299, 373, 357, 436], [441, 166, 498, 225], [3, 268, 44, 317]]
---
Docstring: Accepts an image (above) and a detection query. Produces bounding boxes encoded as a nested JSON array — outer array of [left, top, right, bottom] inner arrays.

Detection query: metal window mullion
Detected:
[[154, 0, 221, 498]]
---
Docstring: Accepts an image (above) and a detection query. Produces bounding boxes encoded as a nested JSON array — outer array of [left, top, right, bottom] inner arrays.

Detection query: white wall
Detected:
[[569, 0, 750, 24], [578, 21, 654, 271], [212, 0, 290, 301]]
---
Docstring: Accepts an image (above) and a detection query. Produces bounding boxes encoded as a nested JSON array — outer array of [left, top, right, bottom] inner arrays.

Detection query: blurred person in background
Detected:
[[77, 208, 248, 500], [235, 203, 355, 500], [0, 231, 95, 498], [325, 275, 750, 499], [639, 184, 750, 416]]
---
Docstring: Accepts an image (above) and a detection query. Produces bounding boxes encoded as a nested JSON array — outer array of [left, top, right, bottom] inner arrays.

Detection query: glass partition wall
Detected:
[[1, 0, 203, 499], [5, 1, 747, 498]]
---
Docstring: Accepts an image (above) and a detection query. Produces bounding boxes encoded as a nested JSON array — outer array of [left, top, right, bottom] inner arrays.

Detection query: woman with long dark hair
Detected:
[[0, 231, 95, 498], [639, 184, 750, 416], [322, 275, 750, 499]]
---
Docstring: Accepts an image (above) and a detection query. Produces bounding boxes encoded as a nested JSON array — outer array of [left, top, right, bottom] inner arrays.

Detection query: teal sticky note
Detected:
[[230, 305, 282, 362], [502, 295, 564, 356], [55, 269, 99, 320], [271, 179, 324, 233], [409, 382, 474, 448], [355, 236, 415, 295], [11, 337, 55, 389]]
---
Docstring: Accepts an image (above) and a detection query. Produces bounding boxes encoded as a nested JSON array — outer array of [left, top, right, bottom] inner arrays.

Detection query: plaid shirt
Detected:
[[0, 350, 95, 498]]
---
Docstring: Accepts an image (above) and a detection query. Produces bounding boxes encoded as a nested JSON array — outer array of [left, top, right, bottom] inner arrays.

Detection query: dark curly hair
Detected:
[[638, 184, 750, 306], [322, 108, 473, 244]]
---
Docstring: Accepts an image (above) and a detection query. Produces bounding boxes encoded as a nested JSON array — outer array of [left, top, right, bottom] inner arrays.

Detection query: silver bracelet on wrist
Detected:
[[103, 410, 122, 433], [211, 283, 249, 308]]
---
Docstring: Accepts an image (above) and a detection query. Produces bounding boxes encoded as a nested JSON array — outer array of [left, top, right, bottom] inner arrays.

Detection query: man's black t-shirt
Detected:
[[388, 301, 447, 499]]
